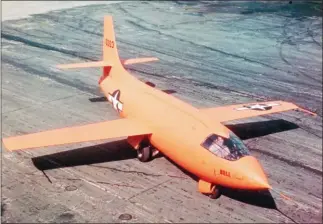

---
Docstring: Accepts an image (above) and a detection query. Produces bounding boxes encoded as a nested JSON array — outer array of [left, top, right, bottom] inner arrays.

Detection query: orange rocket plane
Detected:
[[2, 16, 316, 198]]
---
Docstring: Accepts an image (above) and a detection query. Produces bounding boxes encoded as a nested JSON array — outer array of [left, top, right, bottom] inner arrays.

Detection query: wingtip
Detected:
[[56, 64, 71, 69], [2, 136, 28, 151], [122, 57, 159, 65], [104, 15, 113, 23], [2, 138, 14, 151], [297, 107, 317, 116]]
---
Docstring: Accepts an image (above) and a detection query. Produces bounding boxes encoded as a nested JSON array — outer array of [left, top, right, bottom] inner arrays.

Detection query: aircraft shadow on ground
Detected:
[[164, 156, 277, 209], [31, 119, 295, 209], [88, 96, 107, 102], [32, 139, 137, 171], [32, 141, 278, 209], [220, 188, 277, 209], [225, 119, 299, 140]]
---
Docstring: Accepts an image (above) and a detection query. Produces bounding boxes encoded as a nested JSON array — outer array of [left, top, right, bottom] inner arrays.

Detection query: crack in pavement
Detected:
[[89, 165, 164, 177], [96, 181, 143, 189], [127, 179, 172, 201], [89, 164, 189, 179], [249, 146, 322, 176], [51, 177, 143, 189], [10, 149, 177, 223], [10, 151, 187, 202], [2, 57, 100, 97], [2, 93, 89, 115], [1, 33, 95, 62]]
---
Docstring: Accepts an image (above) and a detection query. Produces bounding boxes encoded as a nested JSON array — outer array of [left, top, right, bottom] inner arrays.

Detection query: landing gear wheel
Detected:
[[137, 146, 152, 162], [208, 186, 221, 199]]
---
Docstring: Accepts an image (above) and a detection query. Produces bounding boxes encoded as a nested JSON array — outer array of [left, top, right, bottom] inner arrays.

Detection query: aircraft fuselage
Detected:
[[100, 65, 270, 191]]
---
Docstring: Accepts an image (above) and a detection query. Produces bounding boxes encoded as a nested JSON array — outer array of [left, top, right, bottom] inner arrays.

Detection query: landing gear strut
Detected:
[[198, 179, 222, 199]]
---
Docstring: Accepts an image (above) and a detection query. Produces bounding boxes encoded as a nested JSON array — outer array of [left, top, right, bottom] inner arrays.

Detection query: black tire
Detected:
[[209, 187, 221, 199], [137, 146, 152, 162]]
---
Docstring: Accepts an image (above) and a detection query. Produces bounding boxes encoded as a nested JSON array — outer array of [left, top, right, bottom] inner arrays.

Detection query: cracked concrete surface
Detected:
[[1, 1, 322, 223]]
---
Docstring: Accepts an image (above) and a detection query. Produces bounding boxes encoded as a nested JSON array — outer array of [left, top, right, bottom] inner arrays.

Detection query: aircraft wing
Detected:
[[3, 119, 151, 151], [200, 100, 316, 122]]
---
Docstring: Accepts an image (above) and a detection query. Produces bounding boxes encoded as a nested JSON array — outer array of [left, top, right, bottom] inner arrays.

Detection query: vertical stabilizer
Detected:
[[98, 16, 124, 84], [103, 16, 120, 64], [56, 16, 159, 84]]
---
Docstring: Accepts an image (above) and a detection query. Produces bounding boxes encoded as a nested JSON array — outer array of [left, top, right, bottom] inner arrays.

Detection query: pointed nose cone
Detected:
[[237, 156, 271, 190], [252, 172, 272, 190]]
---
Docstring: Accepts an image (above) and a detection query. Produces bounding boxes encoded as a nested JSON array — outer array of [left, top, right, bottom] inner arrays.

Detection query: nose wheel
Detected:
[[198, 179, 222, 199], [208, 186, 221, 199]]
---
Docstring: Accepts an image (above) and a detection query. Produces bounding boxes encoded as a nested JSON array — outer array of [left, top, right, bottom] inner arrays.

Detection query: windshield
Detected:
[[201, 132, 250, 161]]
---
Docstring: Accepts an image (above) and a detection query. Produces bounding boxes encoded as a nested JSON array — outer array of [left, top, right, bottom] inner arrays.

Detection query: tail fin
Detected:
[[98, 16, 121, 84], [103, 16, 120, 64], [56, 15, 159, 83], [102, 16, 159, 65]]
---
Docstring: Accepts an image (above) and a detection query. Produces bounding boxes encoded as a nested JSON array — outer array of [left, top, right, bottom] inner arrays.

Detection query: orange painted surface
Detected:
[[56, 60, 112, 69], [3, 16, 313, 192], [3, 119, 150, 151], [201, 100, 316, 122], [198, 179, 215, 194], [121, 57, 158, 65]]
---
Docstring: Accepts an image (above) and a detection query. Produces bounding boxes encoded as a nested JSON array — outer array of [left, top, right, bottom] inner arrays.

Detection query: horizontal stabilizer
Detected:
[[121, 57, 159, 65], [57, 57, 158, 70], [57, 61, 112, 69], [3, 119, 151, 151]]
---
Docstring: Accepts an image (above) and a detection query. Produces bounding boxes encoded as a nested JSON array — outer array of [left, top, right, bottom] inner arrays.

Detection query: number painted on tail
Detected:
[[105, 39, 115, 48], [108, 90, 123, 112]]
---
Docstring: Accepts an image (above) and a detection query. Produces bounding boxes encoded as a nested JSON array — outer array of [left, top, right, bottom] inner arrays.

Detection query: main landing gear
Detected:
[[127, 136, 159, 162], [136, 140, 160, 162], [137, 144, 152, 162], [198, 179, 222, 199]]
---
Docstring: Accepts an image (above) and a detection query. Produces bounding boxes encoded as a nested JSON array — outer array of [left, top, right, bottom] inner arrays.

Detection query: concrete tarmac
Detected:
[[1, 1, 322, 223]]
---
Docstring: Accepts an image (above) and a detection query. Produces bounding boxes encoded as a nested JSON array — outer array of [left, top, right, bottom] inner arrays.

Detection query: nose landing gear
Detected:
[[208, 186, 221, 199], [198, 179, 221, 199]]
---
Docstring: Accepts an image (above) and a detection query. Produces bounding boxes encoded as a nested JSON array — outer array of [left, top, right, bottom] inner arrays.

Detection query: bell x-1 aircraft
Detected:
[[2, 16, 316, 199]]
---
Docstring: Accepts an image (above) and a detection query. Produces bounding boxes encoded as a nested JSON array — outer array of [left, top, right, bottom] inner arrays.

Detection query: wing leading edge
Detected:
[[2, 119, 151, 151], [201, 100, 316, 122]]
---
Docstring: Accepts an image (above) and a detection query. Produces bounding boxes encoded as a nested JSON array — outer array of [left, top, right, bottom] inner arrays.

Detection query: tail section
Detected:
[[103, 16, 120, 64], [56, 15, 159, 83], [102, 16, 159, 66], [99, 16, 121, 83]]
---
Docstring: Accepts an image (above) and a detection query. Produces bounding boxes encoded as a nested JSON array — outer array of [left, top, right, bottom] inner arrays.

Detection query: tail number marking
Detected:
[[105, 39, 115, 48]]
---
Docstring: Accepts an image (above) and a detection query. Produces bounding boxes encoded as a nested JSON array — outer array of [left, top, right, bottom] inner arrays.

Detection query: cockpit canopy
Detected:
[[201, 132, 250, 161]]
